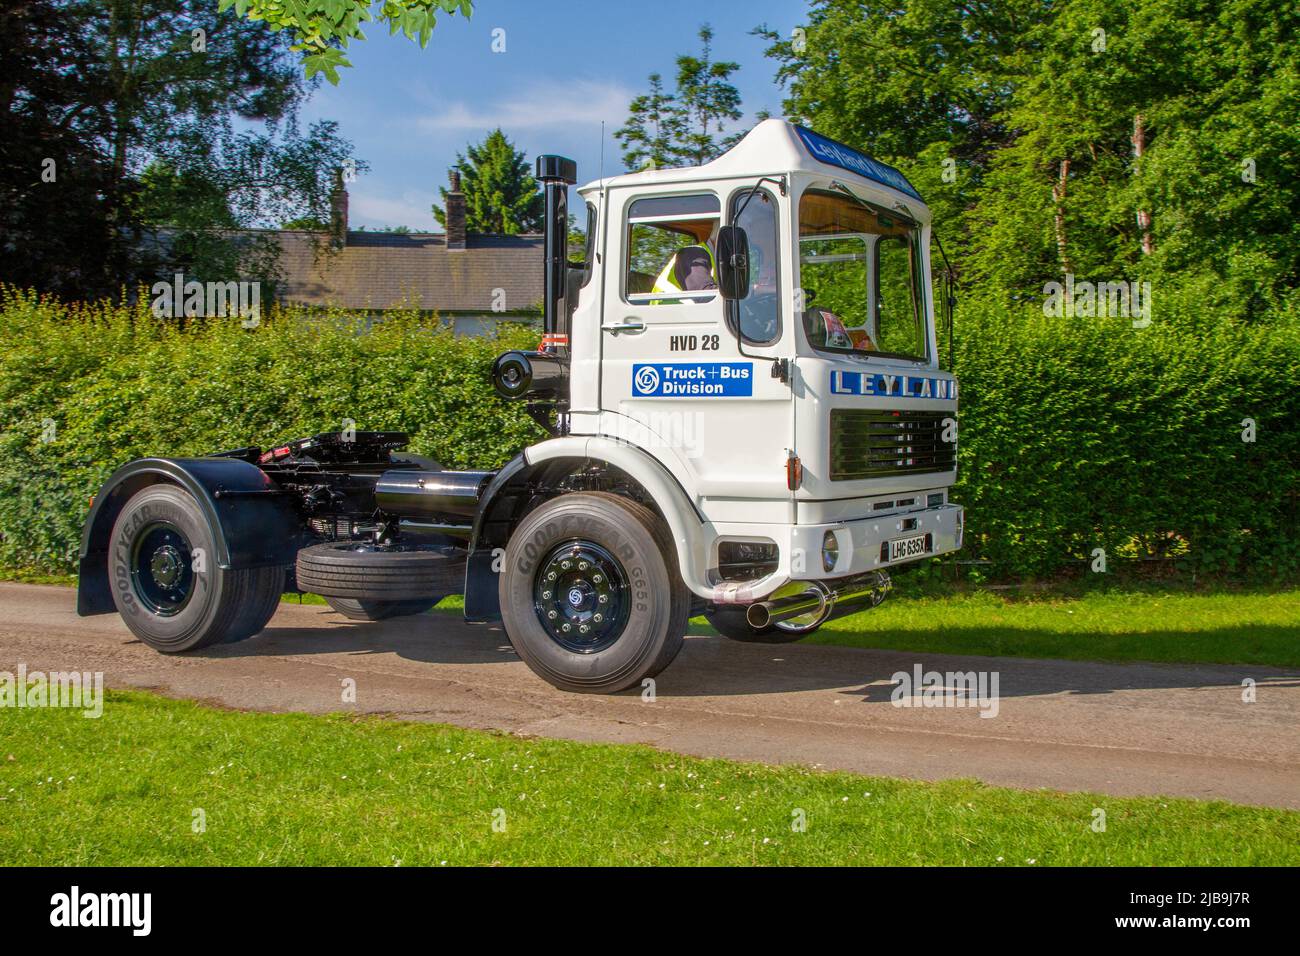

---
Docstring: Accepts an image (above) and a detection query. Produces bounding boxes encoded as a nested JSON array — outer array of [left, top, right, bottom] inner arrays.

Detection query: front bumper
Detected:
[[708, 503, 963, 603], [792, 503, 964, 579]]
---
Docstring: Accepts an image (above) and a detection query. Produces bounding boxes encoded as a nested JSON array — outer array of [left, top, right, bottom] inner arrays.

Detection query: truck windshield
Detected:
[[798, 187, 927, 362]]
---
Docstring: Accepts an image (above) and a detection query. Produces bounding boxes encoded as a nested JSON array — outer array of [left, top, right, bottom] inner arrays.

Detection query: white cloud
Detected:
[[415, 79, 633, 132], [349, 190, 436, 231]]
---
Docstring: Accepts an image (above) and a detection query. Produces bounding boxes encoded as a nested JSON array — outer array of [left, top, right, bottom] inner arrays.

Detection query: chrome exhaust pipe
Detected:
[[823, 570, 892, 622], [746, 584, 829, 629], [746, 571, 891, 629]]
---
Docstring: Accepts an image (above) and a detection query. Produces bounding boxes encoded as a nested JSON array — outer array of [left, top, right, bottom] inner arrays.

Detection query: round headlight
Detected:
[[821, 530, 839, 573]]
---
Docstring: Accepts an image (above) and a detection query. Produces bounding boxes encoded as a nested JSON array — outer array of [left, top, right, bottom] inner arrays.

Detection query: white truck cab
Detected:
[[531, 120, 962, 621]]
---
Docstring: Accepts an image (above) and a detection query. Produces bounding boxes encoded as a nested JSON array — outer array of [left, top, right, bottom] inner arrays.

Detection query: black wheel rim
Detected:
[[533, 540, 630, 654], [130, 522, 195, 617]]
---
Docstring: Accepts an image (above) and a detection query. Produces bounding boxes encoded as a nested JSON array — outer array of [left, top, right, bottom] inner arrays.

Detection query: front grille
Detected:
[[830, 409, 956, 480]]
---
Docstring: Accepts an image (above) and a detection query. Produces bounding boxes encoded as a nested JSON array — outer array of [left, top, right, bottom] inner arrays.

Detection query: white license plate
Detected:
[[888, 533, 930, 562]]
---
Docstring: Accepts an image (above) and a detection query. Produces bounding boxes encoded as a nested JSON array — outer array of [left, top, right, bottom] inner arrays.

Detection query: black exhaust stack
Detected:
[[536, 154, 577, 352], [491, 155, 577, 433]]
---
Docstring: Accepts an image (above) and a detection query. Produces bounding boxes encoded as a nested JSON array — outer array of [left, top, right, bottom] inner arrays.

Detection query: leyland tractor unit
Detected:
[[76, 120, 964, 693]]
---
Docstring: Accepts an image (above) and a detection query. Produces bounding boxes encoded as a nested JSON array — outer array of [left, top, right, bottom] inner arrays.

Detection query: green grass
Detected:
[[788, 588, 1300, 667], [1, 690, 1296, 866], [0, 568, 76, 587]]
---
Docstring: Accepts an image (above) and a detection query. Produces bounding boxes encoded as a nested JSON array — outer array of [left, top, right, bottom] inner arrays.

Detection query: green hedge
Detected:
[[951, 296, 1300, 579], [0, 289, 543, 572], [1, 287, 1296, 580]]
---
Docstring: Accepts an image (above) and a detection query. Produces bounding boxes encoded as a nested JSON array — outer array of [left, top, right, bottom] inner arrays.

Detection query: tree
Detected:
[[964, 0, 1300, 310], [759, 0, 1300, 317], [281, 216, 330, 230], [616, 24, 744, 170], [432, 129, 543, 235], [138, 119, 363, 288], [755, 0, 1047, 276], [0, 0, 117, 296], [615, 73, 684, 171], [134, 159, 238, 249], [85, 0, 304, 260], [757, 3, 1037, 167], [0, 0, 364, 297], [217, 0, 474, 84], [567, 212, 588, 261], [673, 25, 744, 165]]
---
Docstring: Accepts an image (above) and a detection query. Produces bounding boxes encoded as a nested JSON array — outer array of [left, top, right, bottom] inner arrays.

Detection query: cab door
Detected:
[[597, 186, 793, 523]]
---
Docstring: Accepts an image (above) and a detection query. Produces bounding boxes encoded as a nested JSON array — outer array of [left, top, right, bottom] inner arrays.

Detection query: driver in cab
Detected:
[[650, 242, 717, 300]]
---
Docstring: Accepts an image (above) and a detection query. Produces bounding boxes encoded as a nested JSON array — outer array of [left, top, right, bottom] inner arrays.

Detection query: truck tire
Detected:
[[705, 606, 825, 644], [499, 492, 689, 694], [323, 596, 439, 621], [108, 484, 284, 653], [296, 541, 463, 601]]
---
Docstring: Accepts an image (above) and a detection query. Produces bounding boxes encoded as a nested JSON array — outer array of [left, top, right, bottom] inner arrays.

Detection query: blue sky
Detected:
[[297, 0, 803, 231]]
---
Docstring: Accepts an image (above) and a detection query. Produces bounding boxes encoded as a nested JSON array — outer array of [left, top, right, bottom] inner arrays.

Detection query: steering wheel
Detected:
[[736, 292, 780, 344]]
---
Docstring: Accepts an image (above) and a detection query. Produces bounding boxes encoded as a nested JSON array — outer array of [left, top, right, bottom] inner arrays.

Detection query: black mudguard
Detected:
[[464, 453, 534, 623], [77, 457, 303, 616]]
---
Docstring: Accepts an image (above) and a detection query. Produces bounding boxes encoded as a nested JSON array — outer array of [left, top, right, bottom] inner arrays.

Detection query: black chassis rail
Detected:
[[76, 432, 464, 616]]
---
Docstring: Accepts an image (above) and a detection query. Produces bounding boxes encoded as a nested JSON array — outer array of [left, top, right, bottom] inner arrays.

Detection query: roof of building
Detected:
[[275, 230, 543, 313]]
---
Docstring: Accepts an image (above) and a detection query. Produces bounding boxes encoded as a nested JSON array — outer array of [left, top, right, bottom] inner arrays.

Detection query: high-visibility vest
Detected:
[[650, 244, 715, 301]]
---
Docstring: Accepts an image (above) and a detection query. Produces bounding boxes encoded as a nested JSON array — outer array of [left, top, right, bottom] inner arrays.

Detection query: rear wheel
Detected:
[[323, 596, 439, 621], [499, 492, 689, 693], [108, 484, 283, 652]]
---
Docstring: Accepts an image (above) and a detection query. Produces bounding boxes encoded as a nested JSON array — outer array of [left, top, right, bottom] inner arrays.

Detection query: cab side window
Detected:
[[624, 194, 720, 305], [575, 201, 597, 287], [729, 187, 781, 344]]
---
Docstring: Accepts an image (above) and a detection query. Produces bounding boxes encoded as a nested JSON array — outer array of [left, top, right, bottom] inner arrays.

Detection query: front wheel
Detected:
[[499, 493, 689, 693]]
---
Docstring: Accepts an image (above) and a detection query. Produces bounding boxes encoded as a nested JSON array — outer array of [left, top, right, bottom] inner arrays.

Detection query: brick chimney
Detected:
[[445, 168, 466, 251], [329, 167, 348, 248]]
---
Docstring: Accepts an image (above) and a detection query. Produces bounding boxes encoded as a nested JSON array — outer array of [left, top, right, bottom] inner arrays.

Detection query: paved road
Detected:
[[1, 583, 1296, 808]]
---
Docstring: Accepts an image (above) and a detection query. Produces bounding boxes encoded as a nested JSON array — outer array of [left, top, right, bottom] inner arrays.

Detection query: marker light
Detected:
[[786, 453, 802, 491]]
